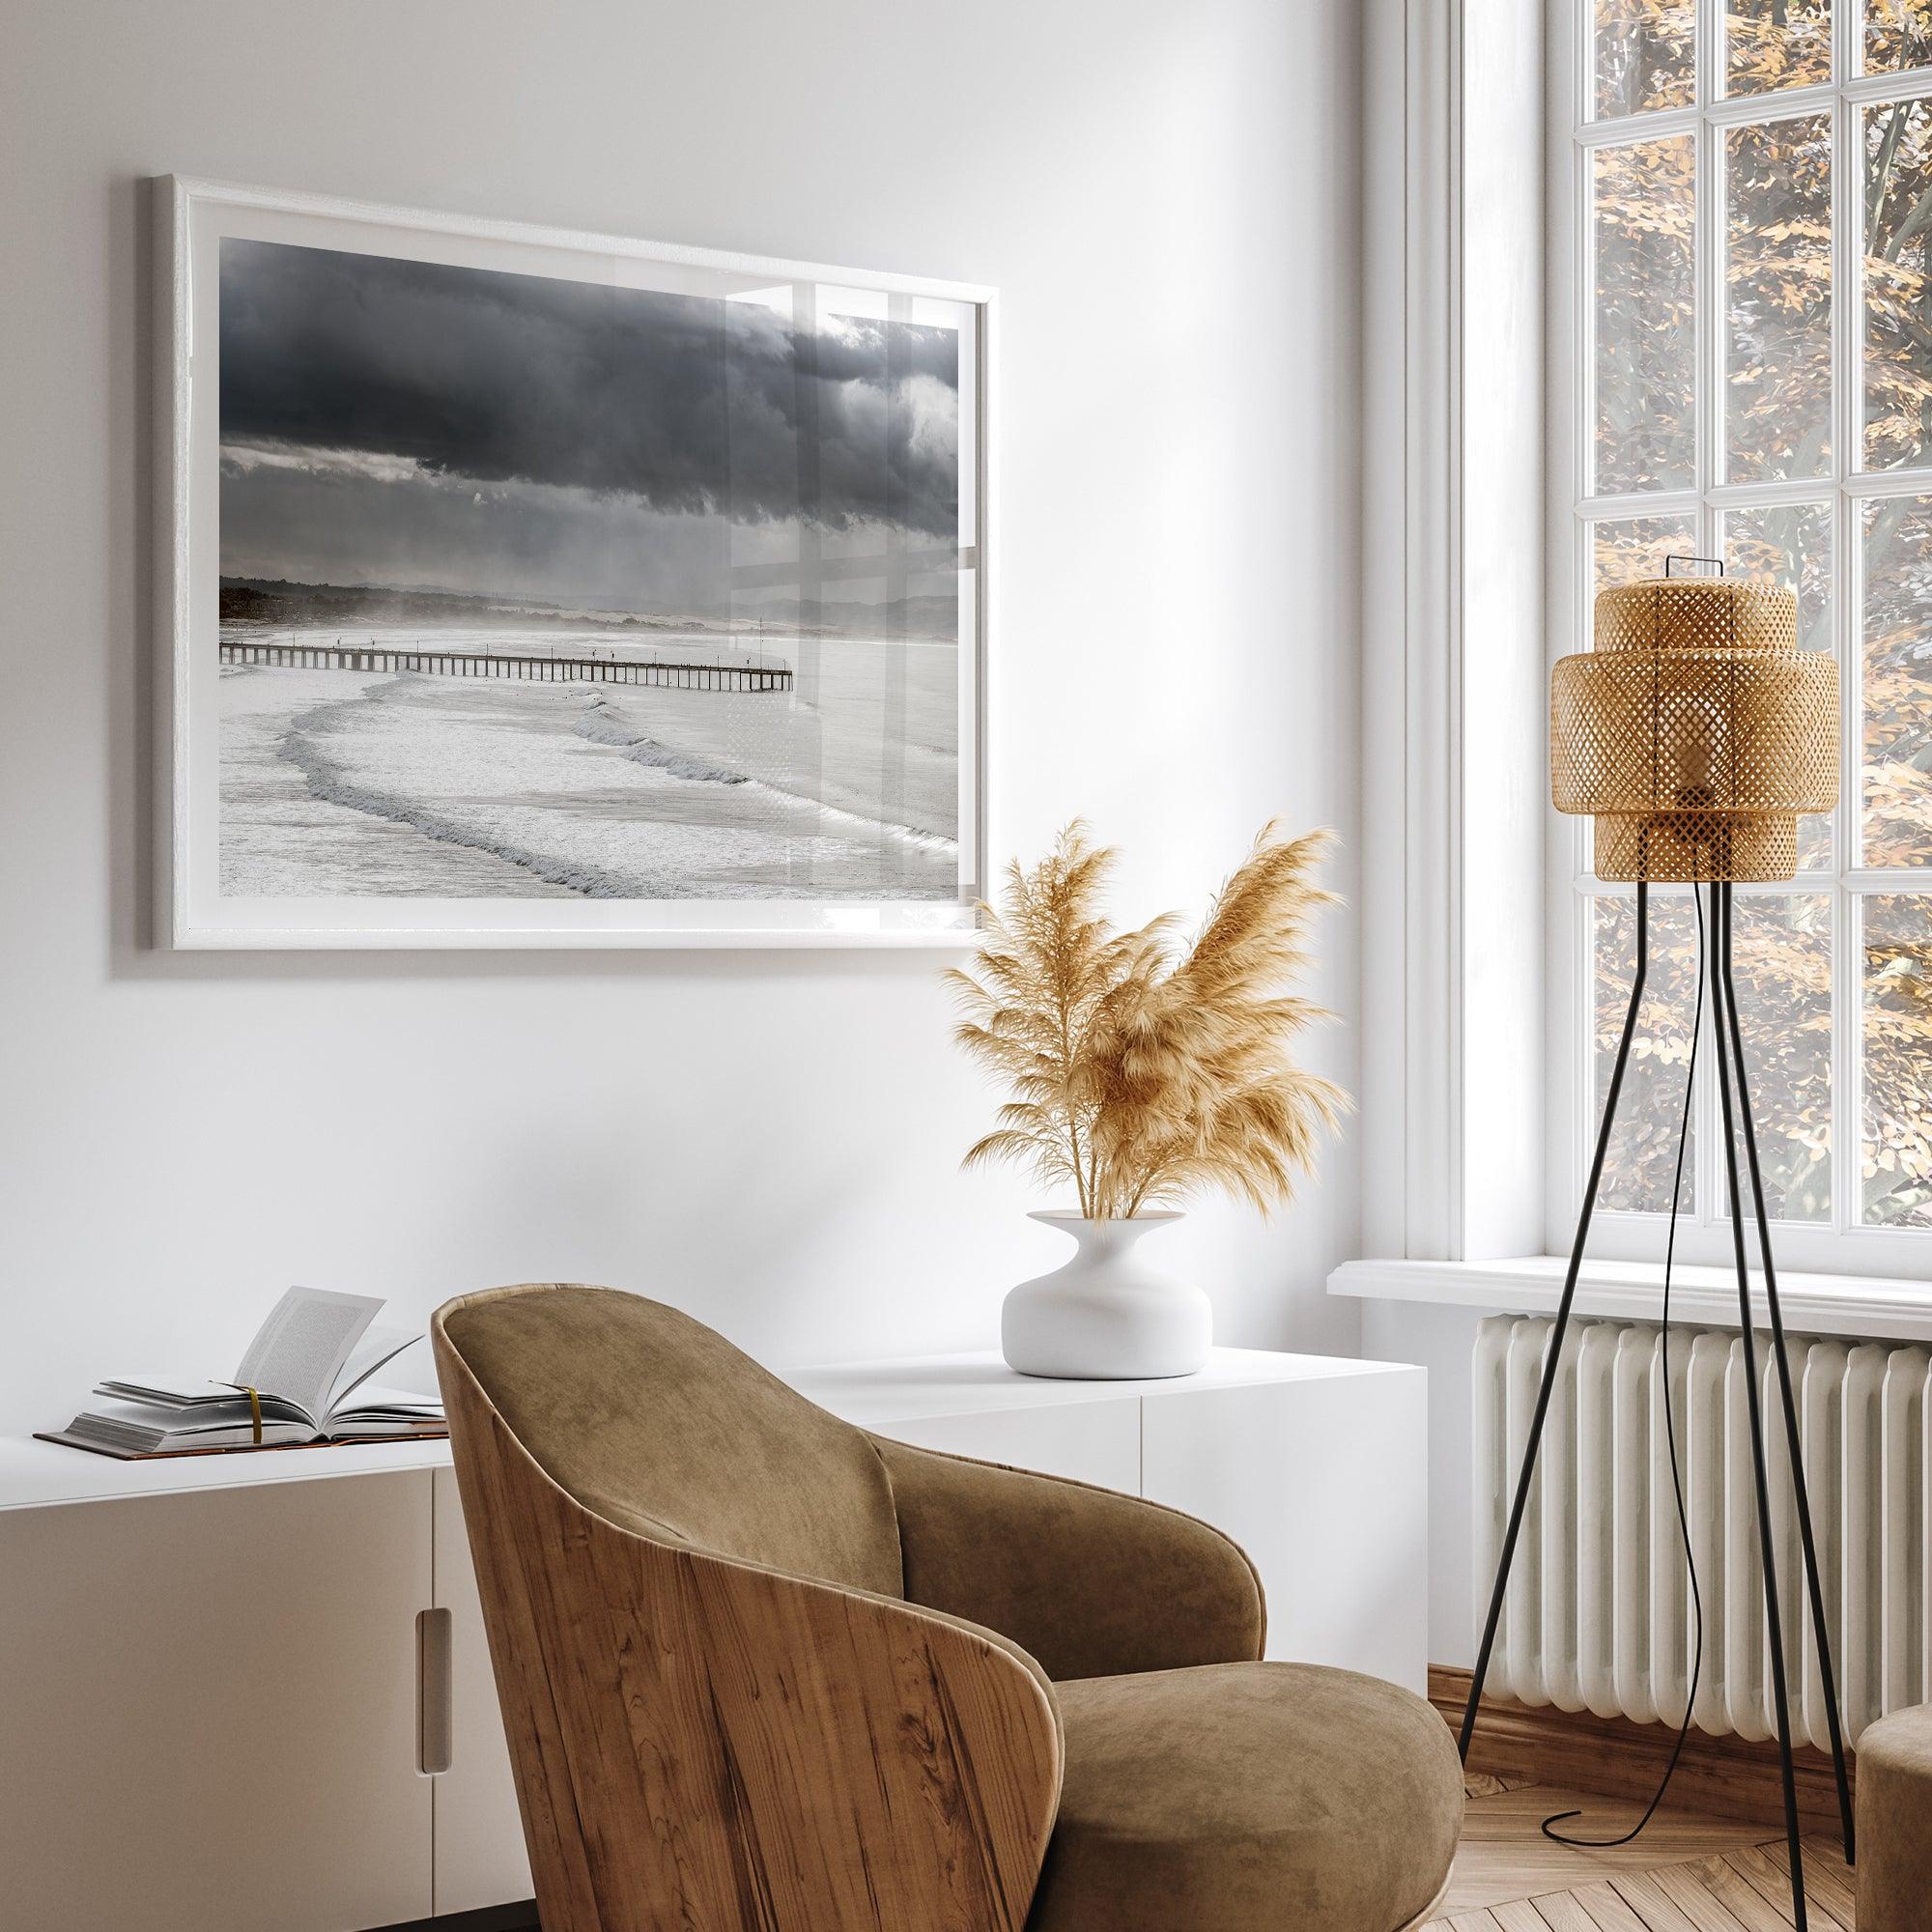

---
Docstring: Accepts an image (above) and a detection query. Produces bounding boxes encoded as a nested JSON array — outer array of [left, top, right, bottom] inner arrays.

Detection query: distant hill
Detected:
[[218, 578, 958, 642]]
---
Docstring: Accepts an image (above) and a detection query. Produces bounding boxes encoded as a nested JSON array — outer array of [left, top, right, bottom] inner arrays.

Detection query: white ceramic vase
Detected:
[[1001, 1210, 1210, 1379]]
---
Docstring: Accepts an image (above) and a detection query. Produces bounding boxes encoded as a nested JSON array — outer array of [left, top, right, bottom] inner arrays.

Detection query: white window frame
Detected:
[[1343, 0, 1932, 1321], [1359, 0, 1550, 1267], [1549, 0, 1932, 1280]]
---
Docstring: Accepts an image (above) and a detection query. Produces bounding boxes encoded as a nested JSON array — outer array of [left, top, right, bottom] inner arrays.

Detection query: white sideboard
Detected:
[[0, 1346, 1426, 1932]]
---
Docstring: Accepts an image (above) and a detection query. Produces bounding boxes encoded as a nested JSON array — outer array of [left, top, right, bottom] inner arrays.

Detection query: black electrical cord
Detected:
[[1541, 882, 1708, 1849]]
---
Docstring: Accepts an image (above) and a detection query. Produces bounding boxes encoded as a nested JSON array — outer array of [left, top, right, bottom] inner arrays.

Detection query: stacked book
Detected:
[[42, 1288, 446, 1459]]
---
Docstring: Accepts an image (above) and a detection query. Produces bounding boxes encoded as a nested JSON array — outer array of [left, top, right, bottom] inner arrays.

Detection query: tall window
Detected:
[[1571, 0, 1932, 1266]]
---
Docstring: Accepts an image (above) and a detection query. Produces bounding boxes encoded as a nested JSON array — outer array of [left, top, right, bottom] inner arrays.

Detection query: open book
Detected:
[[41, 1288, 446, 1459]]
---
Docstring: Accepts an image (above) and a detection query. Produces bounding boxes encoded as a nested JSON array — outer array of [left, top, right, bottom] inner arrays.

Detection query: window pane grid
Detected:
[[1590, 890, 1705, 1215], [1861, 98, 1932, 473], [1577, 68, 1932, 152], [1579, 467, 1932, 515], [1868, 3, 1932, 79], [1573, 1, 1932, 1240], [1863, 891, 1932, 1225], [1727, 0, 1833, 99], [1593, 134, 1699, 494], [1593, 0, 1695, 121], [1723, 113, 1833, 485]]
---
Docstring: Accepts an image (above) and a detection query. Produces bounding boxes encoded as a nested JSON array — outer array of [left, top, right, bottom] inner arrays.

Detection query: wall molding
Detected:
[[1433, 1664, 1856, 1836], [1361, 0, 1548, 1264]]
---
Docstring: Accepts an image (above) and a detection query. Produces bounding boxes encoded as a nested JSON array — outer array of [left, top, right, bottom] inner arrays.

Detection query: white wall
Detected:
[[0, 0, 1365, 1434]]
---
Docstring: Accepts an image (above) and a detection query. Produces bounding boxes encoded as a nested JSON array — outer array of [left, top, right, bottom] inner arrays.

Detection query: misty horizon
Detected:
[[218, 571, 961, 644], [218, 238, 964, 618], [216, 567, 952, 620]]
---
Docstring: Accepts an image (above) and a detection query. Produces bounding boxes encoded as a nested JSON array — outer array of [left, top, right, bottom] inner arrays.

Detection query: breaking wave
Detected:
[[572, 702, 750, 785]]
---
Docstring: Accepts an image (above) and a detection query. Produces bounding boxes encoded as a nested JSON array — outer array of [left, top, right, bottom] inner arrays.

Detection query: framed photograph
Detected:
[[155, 177, 991, 947]]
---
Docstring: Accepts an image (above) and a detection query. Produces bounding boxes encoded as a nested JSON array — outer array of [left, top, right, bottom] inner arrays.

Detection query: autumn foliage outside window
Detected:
[[1579, 0, 1932, 1237]]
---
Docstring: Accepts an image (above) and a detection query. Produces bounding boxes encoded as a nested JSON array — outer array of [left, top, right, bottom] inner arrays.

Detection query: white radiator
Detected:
[[1472, 1314, 1932, 1747]]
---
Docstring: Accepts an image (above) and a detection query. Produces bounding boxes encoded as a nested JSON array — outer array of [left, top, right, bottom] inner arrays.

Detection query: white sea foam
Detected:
[[215, 626, 961, 901], [571, 696, 957, 858], [216, 666, 578, 897], [570, 702, 749, 785]]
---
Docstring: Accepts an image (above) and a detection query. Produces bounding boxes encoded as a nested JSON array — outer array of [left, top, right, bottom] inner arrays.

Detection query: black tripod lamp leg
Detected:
[[1711, 885, 1808, 1929], [1716, 888, 1857, 1864], [1461, 883, 1652, 1763]]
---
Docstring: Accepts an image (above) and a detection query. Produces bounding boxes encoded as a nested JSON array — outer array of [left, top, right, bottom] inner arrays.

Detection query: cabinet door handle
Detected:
[[417, 1607, 453, 1776]]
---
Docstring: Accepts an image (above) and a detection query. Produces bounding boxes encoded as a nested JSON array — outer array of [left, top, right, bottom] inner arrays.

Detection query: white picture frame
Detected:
[[155, 175, 993, 949]]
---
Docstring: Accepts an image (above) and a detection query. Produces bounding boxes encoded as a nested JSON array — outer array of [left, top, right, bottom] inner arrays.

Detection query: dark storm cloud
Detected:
[[218, 239, 960, 540]]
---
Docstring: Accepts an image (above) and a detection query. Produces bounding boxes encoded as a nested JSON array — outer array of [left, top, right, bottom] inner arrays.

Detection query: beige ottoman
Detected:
[[1859, 1704, 1932, 1931]]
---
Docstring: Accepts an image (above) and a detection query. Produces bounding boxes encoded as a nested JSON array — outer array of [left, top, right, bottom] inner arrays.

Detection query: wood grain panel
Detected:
[[1724, 1844, 1829, 1927], [1569, 1881, 1655, 1930], [1421, 1775, 1856, 1932], [1525, 1893, 1608, 1931], [1764, 1839, 1858, 1930], [435, 1321, 1063, 1932], [1608, 1870, 1710, 1930], [1676, 1856, 1798, 1931], [1490, 1902, 1555, 1931]]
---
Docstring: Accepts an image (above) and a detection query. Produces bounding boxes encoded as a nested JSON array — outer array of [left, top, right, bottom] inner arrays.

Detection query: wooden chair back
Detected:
[[433, 1283, 1063, 1932]]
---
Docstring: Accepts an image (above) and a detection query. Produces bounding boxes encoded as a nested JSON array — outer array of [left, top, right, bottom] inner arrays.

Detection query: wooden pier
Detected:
[[218, 639, 792, 693]]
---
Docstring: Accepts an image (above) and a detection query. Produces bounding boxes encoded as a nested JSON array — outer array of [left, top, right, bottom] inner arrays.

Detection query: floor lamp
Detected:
[[1458, 564, 1855, 1929]]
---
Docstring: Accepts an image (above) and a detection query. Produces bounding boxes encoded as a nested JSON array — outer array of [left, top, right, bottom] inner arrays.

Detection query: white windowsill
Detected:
[[1328, 1255, 1932, 1346]]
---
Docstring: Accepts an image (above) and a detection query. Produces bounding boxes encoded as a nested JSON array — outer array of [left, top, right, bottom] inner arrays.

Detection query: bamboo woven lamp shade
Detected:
[[1550, 575, 1838, 883]]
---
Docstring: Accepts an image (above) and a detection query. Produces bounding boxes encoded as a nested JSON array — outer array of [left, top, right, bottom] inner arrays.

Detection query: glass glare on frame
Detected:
[[1861, 495, 1932, 868], [1595, 136, 1697, 495], [1863, 894, 1932, 1228], [1727, 0, 1832, 95], [1866, 0, 1932, 74], [1726, 894, 1833, 1224], [1725, 115, 1832, 485], [1864, 98, 1932, 472], [1594, 890, 1702, 1216], [1724, 500, 1834, 867], [1595, 0, 1695, 119]]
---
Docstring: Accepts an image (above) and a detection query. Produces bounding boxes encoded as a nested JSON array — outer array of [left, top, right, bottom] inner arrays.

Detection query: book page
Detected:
[[95, 1380, 309, 1420], [93, 1378, 259, 1406], [233, 1288, 384, 1424], [323, 1382, 446, 1439], [326, 1326, 426, 1416]]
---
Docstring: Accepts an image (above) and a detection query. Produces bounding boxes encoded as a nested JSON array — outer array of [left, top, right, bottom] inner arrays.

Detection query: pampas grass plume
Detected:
[[948, 821, 1347, 1219]]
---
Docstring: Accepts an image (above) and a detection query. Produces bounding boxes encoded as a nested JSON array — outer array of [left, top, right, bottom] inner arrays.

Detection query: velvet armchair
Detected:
[[433, 1282, 1462, 1932]]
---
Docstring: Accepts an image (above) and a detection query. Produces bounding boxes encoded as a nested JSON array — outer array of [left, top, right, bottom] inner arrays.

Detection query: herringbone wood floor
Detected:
[[1423, 1776, 1858, 1929]]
